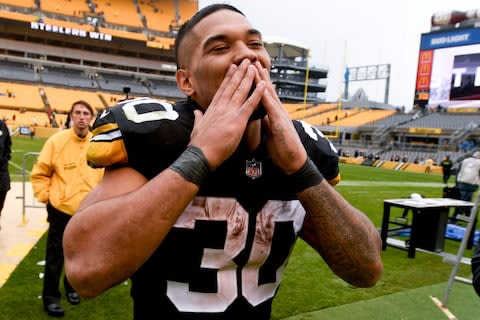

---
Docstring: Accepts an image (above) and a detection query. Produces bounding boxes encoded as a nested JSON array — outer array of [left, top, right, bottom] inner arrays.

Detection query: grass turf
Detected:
[[1, 136, 478, 319], [281, 282, 480, 320]]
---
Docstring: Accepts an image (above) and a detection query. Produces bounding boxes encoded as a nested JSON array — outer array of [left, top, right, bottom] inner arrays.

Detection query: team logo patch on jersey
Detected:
[[245, 158, 262, 179]]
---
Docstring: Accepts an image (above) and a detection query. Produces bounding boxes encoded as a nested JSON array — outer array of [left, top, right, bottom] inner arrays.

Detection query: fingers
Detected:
[[188, 60, 267, 169], [229, 64, 257, 106], [207, 59, 266, 122], [192, 109, 203, 126], [209, 63, 237, 107], [217, 60, 252, 104], [243, 80, 266, 114], [250, 61, 287, 122], [254, 61, 280, 103]]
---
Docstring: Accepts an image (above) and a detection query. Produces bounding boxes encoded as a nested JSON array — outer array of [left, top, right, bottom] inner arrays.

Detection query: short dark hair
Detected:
[[70, 100, 94, 115], [174, 4, 244, 68]]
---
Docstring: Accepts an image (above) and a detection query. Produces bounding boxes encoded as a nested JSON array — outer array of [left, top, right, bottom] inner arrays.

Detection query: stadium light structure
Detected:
[[302, 49, 310, 107], [344, 64, 391, 104]]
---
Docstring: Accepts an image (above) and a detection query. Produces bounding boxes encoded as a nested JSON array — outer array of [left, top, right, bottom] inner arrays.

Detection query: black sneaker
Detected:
[[43, 296, 65, 317], [66, 292, 80, 305]]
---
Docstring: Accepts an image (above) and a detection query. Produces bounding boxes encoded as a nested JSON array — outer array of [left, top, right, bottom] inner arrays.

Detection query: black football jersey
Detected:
[[88, 97, 340, 320]]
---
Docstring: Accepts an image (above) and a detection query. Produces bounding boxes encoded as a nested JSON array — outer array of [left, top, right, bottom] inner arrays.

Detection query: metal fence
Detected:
[[15, 152, 45, 222]]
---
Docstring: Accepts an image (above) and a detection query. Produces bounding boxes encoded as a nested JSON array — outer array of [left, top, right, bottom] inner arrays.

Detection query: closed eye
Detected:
[[212, 44, 229, 52], [248, 41, 264, 49]]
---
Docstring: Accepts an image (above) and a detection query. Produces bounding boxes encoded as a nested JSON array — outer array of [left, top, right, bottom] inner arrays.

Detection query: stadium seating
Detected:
[[0, 81, 125, 126], [0, 0, 187, 132], [146, 36, 175, 50], [92, 0, 143, 28], [332, 109, 396, 127], [41, 0, 89, 16], [149, 79, 182, 98], [0, 10, 36, 23], [364, 113, 413, 128], [96, 73, 149, 95], [178, 0, 197, 24], [0, 0, 35, 9], [0, 110, 51, 128], [289, 103, 337, 120], [302, 109, 360, 126], [397, 113, 480, 130], [0, 61, 37, 83], [138, 0, 175, 32], [42, 87, 105, 112], [98, 26, 147, 42], [39, 66, 98, 89], [0, 82, 45, 110], [283, 103, 311, 113]]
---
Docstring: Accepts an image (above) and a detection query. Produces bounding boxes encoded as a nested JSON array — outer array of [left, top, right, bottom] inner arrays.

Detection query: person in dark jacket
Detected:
[[440, 155, 453, 184], [0, 119, 11, 231]]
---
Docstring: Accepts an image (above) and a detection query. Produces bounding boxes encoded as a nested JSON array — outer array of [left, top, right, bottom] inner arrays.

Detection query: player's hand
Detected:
[[253, 61, 307, 174], [189, 59, 266, 169]]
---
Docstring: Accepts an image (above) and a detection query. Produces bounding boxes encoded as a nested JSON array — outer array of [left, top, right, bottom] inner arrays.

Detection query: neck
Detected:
[[74, 127, 89, 138]]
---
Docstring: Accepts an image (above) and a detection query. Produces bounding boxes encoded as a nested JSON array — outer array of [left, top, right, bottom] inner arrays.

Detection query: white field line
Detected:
[[338, 181, 444, 187]]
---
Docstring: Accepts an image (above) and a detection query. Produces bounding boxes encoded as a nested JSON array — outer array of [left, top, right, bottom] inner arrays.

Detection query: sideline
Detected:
[[0, 182, 47, 288], [338, 181, 445, 187]]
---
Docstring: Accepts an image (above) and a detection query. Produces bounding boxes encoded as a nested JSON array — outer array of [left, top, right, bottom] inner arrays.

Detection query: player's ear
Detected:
[[176, 69, 195, 97]]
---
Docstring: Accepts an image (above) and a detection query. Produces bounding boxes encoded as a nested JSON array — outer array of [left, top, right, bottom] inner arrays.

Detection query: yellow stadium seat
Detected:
[[0, 0, 35, 9], [0, 82, 45, 110], [41, 0, 89, 16], [93, 0, 143, 28]]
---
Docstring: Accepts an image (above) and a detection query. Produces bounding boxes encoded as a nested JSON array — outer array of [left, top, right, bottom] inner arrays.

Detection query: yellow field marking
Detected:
[[6, 243, 33, 258], [0, 263, 16, 287], [27, 229, 47, 238]]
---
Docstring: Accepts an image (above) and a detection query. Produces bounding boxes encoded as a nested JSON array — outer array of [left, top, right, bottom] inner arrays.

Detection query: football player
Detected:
[[64, 4, 383, 319]]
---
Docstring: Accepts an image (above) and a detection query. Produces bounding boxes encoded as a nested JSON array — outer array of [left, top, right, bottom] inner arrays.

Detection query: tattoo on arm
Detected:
[[299, 183, 382, 287]]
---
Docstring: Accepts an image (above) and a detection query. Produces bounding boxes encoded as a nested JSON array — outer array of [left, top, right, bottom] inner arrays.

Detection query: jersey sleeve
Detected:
[[87, 98, 191, 178], [293, 120, 340, 186], [87, 108, 128, 168]]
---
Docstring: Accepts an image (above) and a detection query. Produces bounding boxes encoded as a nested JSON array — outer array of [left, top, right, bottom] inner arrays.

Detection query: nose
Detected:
[[233, 42, 258, 66]]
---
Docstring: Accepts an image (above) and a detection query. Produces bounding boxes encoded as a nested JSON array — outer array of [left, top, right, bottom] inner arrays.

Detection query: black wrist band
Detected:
[[169, 146, 211, 186], [287, 158, 324, 193]]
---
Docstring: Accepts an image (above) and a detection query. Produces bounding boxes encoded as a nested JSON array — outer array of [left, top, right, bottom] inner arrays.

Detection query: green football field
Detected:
[[2, 136, 479, 319]]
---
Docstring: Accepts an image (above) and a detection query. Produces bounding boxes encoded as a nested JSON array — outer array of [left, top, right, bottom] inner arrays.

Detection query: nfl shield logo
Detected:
[[245, 159, 262, 179]]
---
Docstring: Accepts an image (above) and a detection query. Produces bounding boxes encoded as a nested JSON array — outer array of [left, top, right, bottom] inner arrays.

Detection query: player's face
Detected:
[[70, 104, 93, 131], [177, 9, 271, 109]]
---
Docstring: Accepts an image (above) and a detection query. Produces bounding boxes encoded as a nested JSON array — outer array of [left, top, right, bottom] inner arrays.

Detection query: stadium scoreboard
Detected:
[[414, 26, 480, 110]]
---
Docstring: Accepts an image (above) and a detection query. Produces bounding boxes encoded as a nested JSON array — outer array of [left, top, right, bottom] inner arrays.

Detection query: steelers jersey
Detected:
[[88, 97, 340, 320]]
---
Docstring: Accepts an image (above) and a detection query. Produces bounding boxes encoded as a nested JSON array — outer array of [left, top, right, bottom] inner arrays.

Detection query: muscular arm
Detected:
[[64, 166, 199, 297], [298, 180, 383, 287]]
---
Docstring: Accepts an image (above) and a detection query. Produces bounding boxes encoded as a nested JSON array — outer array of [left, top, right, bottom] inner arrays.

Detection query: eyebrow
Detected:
[[202, 28, 263, 51]]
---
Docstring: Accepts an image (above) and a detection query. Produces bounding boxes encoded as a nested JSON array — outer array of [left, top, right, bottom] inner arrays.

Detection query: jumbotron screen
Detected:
[[414, 27, 480, 109]]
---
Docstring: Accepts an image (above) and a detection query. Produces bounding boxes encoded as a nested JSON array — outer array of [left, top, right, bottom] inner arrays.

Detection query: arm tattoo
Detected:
[[299, 183, 382, 287]]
